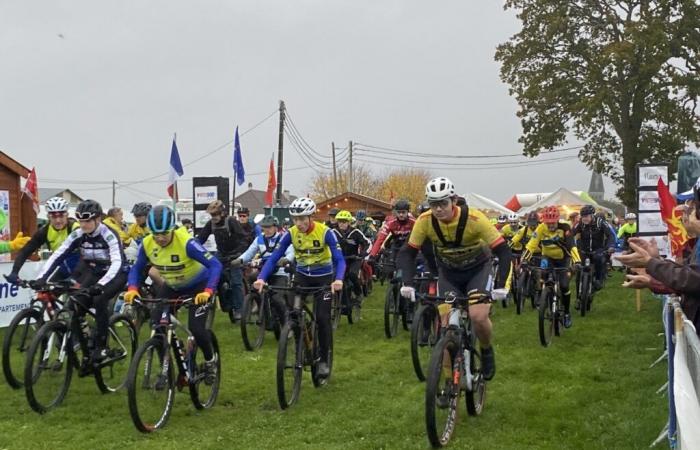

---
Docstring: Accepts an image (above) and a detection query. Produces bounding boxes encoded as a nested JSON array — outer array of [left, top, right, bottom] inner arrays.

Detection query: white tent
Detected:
[[519, 187, 610, 216], [462, 193, 515, 218]]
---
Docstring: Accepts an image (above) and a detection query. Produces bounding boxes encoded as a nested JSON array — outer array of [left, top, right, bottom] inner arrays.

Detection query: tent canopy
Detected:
[[462, 193, 515, 218], [519, 188, 611, 216]]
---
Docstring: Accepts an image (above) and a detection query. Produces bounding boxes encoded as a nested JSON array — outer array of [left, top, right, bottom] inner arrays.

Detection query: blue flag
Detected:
[[233, 126, 245, 186]]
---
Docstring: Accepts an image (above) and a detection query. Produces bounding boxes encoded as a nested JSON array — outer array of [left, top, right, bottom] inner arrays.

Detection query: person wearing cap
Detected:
[[237, 206, 261, 246], [33, 199, 129, 364], [6, 197, 78, 284], [234, 215, 295, 325], [325, 207, 340, 230], [124, 205, 222, 384], [522, 206, 581, 328]]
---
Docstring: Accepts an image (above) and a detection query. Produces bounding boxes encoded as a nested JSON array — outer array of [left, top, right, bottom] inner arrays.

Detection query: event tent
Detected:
[[505, 190, 597, 212], [518, 188, 611, 217], [462, 193, 515, 218]]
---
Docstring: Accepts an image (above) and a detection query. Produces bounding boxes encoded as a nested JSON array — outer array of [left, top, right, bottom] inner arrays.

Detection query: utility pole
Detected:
[[276, 100, 286, 205], [111, 180, 116, 207], [332, 142, 338, 196], [348, 140, 353, 193]]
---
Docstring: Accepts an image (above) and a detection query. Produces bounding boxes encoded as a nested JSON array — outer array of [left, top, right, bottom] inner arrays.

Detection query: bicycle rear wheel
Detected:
[[465, 331, 486, 415], [24, 320, 73, 414], [126, 336, 174, 433], [190, 331, 221, 409], [95, 313, 136, 393], [347, 289, 361, 325], [425, 332, 460, 448], [411, 304, 440, 382], [330, 293, 341, 331], [515, 271, 527, 315], [538, 289, 554, 347], [3, 308, 43, 389], [241, 292, 265, 351], [276, 322, 302, 409], [384, 286, 399, 338], [579, 272, 590, 317]]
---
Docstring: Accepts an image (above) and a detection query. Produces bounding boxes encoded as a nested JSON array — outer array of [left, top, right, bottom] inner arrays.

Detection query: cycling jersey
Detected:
[[511, 225, 539, 253], [408, 207, 504, 270], [524, 222, 581, 263], [240, 231, 295, 276], [127, 222, 150, 244], [617, 222, 637, 239], [104, 217, 130, 246], [258, 221, 346, 279], [37, 223, 128, 286], [332, 227, 371, 257], [12, 220, 80, 275], [572, 218, 615, 253], [369, 215, 415, 257], [500, 224, 523, 250], [129, 226, 221, 291]]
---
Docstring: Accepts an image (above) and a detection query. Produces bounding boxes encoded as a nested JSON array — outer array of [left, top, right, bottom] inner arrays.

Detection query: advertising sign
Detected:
[[638, 165, 669, 188], [638, 190, 661, 212], [0, 261, 42, 327]]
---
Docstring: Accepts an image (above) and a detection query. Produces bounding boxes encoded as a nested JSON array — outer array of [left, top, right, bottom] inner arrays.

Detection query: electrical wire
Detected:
[[353, 153, 578, 167], [353, 155, 580, 171], [353, 142, 584, 159]]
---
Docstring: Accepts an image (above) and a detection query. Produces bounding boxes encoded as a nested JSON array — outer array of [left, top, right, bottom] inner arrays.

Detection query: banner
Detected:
[[638, 165, 669, 187], [0, 261, 42, 327], [638, 190, 661, 212], [194, 186, 219, 205]]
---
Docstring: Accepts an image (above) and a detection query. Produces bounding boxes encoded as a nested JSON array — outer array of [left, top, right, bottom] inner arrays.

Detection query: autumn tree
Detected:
[[308, 164, 380, 201], [496, 0, 700, 207], [377, 168, 432, 211]]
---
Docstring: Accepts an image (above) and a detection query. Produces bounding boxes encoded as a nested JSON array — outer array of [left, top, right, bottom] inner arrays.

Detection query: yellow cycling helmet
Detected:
[[335, 210, 353, 222]]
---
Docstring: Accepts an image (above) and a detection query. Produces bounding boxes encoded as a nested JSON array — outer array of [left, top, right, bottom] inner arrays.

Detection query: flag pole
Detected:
[[172, 133, 178, 220]]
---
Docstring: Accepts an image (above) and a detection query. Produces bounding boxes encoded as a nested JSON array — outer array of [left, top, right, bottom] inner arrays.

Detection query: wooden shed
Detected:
[[0, 151, 37, 259], [315, 192, 392, 221]]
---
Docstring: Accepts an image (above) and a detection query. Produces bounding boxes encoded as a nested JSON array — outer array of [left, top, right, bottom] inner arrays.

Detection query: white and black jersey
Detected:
[[37, 223, 128, 285], [332, 227, 372, 257]]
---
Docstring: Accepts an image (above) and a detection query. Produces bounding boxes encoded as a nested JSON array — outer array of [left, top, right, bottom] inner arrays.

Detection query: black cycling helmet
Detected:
[[283, 217, 292, 226], [147, 205, 176, 233], [329, 208, 340, 217], [580, 205, 596, 216], [75, 199, 103, 220], [260, 215, 279, 227], [393, 199, 410, 211], [526, 211, 539, 226], [131, 202, 152, 217], [181, 218, 193, 225], [238, 206, 250, 215]]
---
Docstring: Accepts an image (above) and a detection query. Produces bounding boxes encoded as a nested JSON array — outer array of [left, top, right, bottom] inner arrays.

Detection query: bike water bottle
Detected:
[[540, 258, 549, 269]]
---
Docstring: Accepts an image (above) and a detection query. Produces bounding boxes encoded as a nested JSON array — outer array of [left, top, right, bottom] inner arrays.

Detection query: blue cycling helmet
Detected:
[[356, 209, 367, 220], [147, 205, 176, 233]]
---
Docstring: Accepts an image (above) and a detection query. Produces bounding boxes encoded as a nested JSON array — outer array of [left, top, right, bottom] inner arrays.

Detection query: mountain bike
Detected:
[[410, 276, 441, 382], [24, 287, 136, 413], [535, 261, 570, 347], [240, 278, 284, 351], [378, 260, 413, 338], [425, 291, 491, 448], [266, 284, 336, 410], [2, 279, 68, 389], [338, 255, 364, 325], [575, 255, 594, 317], [126, 297, 220, 432]]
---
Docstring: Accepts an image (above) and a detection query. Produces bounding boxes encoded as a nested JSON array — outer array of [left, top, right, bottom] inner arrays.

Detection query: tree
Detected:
[[495, 0, 700, 207], [308, 164, 380, 201], [377, 168, 432, 210]]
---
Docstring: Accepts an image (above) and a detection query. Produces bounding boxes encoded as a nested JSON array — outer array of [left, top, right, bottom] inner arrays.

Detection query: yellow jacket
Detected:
[[104, 217, 130, 246]]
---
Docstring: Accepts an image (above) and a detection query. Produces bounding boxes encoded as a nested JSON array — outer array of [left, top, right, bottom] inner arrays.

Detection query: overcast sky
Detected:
[[1, 1, 617, 211]]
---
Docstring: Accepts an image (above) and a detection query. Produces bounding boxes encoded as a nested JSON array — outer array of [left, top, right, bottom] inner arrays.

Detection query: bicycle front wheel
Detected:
[[241, 292, 265, 351], [411, 304, 439, 382], [384, 286, 399, 338], [538, 289, 554, 347], [190, 331, 221, 410], [276, 322, 302, 409], [24, 320, 73, 414], [579, 271, 590, 317], [3, 308, 43, 389], [515, 271, 527, 315], [126, 336, 174, 433], [95, 313, 136, 393], [425, 332, 460, 448]]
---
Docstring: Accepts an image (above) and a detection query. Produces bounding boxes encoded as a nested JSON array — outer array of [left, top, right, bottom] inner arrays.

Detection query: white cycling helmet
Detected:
[[425, 177, 456, 201], [288, 197, 317, 216], [507, 213, 519, 222], [45, 197, 69, 213], [625, 212, 637, 220]]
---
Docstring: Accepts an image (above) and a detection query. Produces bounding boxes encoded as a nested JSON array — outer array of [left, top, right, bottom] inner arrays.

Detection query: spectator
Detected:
[[103, 207, 130, 246]]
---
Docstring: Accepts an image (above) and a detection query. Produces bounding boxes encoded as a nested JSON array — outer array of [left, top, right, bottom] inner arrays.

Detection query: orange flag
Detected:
[[265, 154, 276, 206], [657, 177, 689, 257]]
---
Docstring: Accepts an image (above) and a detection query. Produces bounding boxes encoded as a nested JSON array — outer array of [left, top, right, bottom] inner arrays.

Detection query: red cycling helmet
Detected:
[[541, 206, 560, 224]]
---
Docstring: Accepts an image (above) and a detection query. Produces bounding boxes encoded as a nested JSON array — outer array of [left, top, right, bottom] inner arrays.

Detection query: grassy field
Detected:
[[0, 273, 668, 450]]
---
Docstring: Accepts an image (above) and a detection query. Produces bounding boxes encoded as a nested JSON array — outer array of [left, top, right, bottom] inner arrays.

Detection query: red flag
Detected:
[[265, 154, 276, 206], [658, 177, 688, 257], [21, 167, 40, 214]]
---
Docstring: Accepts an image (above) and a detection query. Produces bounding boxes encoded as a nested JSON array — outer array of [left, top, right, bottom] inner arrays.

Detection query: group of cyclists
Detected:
[[2, 176, 636, 444]]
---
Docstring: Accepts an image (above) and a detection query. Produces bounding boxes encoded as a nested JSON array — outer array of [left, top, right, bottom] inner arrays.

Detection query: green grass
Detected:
[[0, 272, 667, 449]]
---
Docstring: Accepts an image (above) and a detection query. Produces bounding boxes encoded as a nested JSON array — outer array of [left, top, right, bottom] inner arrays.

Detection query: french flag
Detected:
[[167, 138, 184, 199]]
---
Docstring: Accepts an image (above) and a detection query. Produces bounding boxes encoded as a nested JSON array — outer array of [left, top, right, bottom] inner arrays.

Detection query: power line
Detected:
[[353, 153, 578, 167], [353, 155, 580, 171], [283, 122, 334, 169], [284, 110, 331, 161], [353, 142, 584, 159]]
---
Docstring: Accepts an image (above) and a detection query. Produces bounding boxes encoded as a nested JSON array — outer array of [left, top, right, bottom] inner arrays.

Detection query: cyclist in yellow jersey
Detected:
[[253, 197, 346, 379], [103, 207, 131, 247], [397, 177, 512, 381], [500, 213, 522, 249], [7, 197, 78, 283], [127, 202, 152, 244], [521, 206, 581, 328]]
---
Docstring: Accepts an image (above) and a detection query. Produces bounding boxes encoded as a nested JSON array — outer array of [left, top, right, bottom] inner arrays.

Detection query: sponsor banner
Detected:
[[638, 165, 669, 188], [194, 186, 218, 205], [638, 211, 668, 234], [639, 190, 661, 212], [0, 261, 43, 328]]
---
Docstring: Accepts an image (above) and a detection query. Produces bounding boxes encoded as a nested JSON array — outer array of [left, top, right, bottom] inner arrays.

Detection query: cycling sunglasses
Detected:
[[48, 212, 67, 218], [428, 199, 450, 209], [75, 212, 97, 220]]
